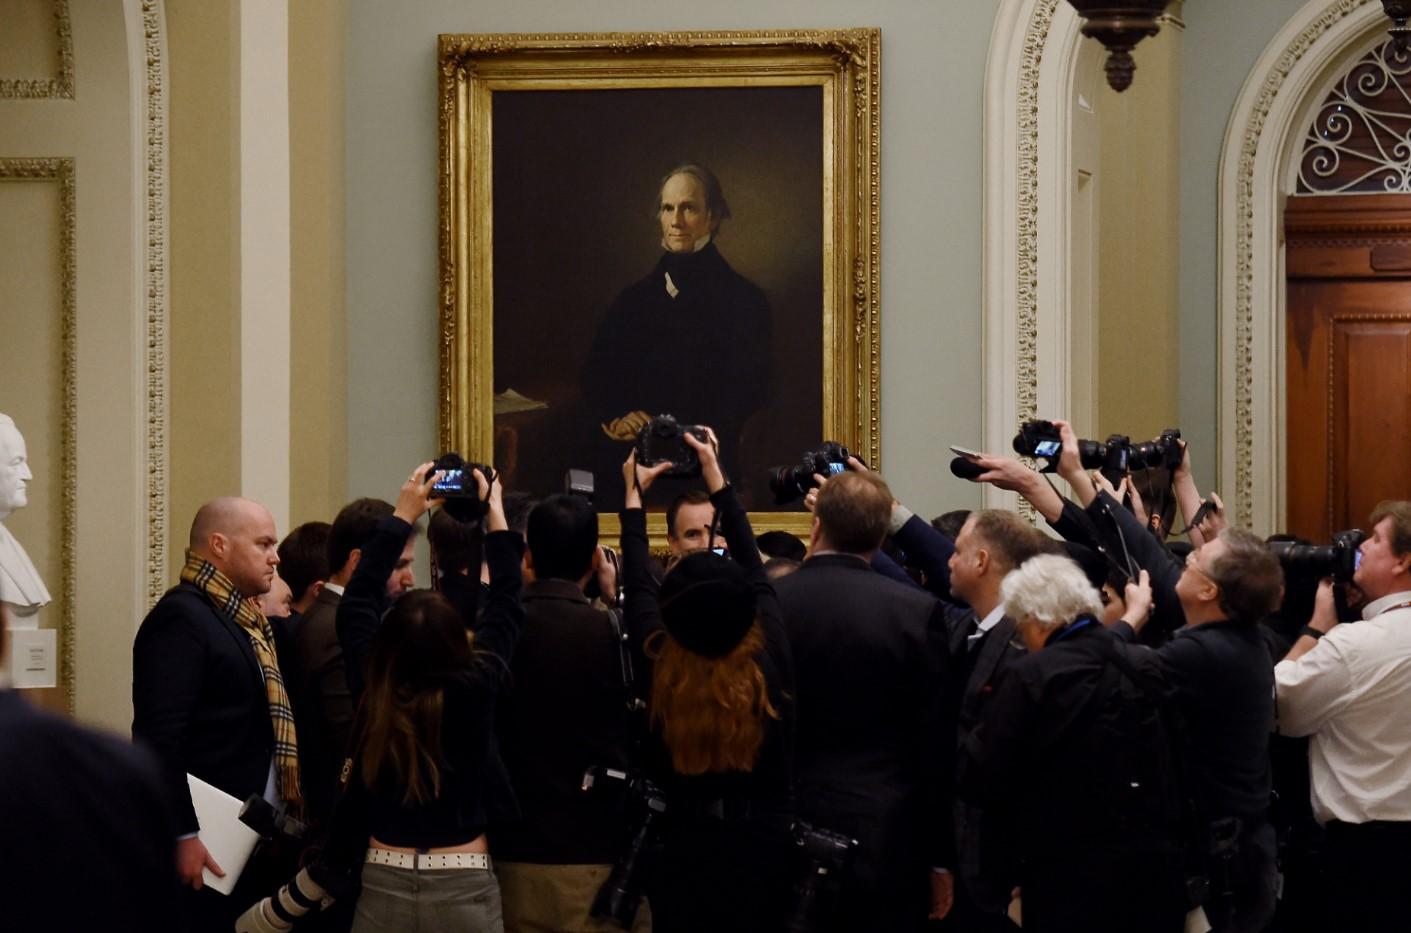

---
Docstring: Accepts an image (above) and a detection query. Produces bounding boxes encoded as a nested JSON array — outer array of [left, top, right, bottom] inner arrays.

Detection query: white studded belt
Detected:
[[364, 847, 491, 871]]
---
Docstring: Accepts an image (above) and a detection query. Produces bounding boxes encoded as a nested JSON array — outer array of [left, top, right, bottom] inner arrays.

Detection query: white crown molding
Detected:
[[1218, 0, 1384, 533]]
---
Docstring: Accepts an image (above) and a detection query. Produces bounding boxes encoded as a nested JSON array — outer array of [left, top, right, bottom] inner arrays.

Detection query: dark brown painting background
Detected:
[[490, 85, 824, 510]]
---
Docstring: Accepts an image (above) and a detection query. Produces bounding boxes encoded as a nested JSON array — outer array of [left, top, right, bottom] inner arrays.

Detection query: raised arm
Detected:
[[1083, 489, 1185, 635], [969, 452, 1066, 525], [459, 471, 523, 668], [686, 429, 794, 689], [337, 462, 442, 699], [619, 450, 673, 646]]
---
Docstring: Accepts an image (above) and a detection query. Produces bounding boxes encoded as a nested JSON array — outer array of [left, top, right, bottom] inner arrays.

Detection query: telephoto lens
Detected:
[[768, 443, 854, 505]]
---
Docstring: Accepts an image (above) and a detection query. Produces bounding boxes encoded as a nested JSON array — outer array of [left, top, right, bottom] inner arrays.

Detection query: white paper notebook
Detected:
[[186, 773, 261, 895]]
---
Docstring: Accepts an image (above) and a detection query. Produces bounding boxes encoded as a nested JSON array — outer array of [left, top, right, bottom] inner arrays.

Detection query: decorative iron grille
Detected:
[[1299, 38, 1411, 193]]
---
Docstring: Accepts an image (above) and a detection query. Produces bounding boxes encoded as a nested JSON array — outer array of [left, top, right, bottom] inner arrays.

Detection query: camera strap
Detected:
[[604, 607, 645, 714], [1097, 495, 1141, 582]]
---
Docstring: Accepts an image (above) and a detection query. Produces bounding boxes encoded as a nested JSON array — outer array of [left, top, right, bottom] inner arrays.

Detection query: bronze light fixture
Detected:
[[1066, 1, 1175, 92], [1384, 1, 1411, 52]]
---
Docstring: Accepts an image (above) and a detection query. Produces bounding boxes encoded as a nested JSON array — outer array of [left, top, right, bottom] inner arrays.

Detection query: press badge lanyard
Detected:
[[1053, 615, 1099, 643]]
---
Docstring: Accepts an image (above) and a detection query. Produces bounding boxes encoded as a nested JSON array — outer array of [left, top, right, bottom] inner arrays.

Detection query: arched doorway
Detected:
[[1284, 36, 1411, 540], [1217, 0, 1390, 534]]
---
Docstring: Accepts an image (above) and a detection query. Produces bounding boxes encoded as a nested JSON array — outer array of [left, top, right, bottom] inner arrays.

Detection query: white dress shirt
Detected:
[[970, 604, 1006, 649], [1275, 589, 1411, 823]]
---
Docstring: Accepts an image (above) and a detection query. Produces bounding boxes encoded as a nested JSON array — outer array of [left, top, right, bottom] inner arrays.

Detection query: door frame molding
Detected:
[[1217, 0, 1385, 533], [982, 0, 1087, 512]]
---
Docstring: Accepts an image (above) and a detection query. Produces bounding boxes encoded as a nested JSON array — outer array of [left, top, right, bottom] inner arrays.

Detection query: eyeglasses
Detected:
[[1184, 550, 1216, 585]]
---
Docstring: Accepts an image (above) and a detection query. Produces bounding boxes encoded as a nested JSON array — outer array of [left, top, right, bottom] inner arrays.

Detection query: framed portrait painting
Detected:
[[437, 29, 880, 543]]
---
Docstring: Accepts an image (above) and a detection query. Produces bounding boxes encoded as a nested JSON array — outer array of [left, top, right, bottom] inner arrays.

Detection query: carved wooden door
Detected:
[[1286, 194, 1411, 542]]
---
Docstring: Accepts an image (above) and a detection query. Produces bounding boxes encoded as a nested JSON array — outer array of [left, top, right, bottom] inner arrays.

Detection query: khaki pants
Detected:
[[496, 861, 652, 933]]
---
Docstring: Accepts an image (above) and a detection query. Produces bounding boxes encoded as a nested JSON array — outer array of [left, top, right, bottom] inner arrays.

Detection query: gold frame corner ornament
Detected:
[[435, 29, 880, 546], [0, 0, 76, 100]]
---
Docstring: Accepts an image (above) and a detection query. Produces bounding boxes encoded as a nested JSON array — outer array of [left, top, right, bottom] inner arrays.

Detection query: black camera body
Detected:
[[239, 794, 309, 847], [425, 452, 496, 522], [636, 415, 709, 477], [582, 766, 667, 930], [425, 452, 495, 499], [769, 442, 856, 506], [1269, 529, 1366, 584], [1131, 428, 1185, 472], [784, 821, 859, 933]]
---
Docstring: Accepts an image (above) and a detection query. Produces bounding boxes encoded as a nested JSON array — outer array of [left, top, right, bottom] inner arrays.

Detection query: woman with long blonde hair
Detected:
[[619, 430, 796, 932]]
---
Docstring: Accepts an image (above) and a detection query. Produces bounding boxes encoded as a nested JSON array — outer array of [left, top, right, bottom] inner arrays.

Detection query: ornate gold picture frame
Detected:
[[437, 29, 880, 545]]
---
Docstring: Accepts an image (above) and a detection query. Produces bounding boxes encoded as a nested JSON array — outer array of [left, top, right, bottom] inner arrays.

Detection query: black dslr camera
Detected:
[[425, 452, 496, 522], [582, 766, 667, 930], [1013, 421, 1182, 484], [239, 794, 309, 848], [783, 821, 859, 933], [1268, 529, 1366, 585], [636, 415, 710, 477], [768, 442, 858, 506]]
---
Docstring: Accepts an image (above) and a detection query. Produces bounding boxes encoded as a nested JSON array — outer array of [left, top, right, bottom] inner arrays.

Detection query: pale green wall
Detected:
[[345, 0, 1321, 523], [345, 0, 1002, 522], [1177, 0, 1312, 490]]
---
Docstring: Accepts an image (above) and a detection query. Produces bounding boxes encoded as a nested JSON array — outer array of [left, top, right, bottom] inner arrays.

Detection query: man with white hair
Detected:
[[962, 554, 1187, 933]]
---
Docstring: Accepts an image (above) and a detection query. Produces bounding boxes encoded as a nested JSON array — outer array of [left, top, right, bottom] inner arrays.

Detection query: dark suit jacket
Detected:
[[773, 553, 950, 929], [133, 582, 275, 835], [286, 585, 352, 827], [962, 622, 1187, 933], [892, 512, 956, 599], [948, 611, 1027, 913], [494, 578, 635, 864], [1, 690, 179, 931]]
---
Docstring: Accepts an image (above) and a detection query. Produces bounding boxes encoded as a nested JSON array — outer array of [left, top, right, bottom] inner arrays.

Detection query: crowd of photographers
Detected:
[[108, 415, 1411, 933]]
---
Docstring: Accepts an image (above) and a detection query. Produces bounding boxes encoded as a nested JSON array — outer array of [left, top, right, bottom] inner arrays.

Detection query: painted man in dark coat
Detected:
[[581, 164, 771, 501]]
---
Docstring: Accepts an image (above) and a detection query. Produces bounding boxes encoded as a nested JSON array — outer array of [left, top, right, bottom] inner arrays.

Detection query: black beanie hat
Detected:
[[659, 551, 757, 658]]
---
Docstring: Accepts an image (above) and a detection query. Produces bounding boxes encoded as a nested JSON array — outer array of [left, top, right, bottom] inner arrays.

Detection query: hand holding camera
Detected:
[[634, 413, 710, 477], [394, 461, 444, 525], [622, 449, 674, 510], [1123, 569, 1154, 631], [683, 427, 725, 493], [478, 467, 508, 533]]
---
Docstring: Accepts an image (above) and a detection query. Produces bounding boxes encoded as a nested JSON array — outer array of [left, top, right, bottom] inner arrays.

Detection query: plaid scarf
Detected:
[[181, 552, 303, 809]]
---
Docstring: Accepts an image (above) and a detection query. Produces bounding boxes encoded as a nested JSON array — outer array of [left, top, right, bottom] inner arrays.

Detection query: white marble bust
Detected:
[[0, 414, 49, 624]]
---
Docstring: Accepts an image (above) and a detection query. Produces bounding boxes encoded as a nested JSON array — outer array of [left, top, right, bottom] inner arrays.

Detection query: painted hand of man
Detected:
[[602, 410, 652, 441]]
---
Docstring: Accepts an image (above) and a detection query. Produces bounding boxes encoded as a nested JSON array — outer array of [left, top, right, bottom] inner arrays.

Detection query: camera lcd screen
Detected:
[[433, 469, 466, 494], [710, 546, 729, 557], [825, 462, 847, 476], [1034, 440, 1061, 457], [1355, 551, 1363, 571]]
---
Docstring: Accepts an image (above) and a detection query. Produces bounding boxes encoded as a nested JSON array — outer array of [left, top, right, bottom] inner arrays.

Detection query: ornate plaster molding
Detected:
[[0, 0, 75, 100], [141, 0, 169, 610], [0, 158, 77, 708], [1014, 0, 1061, 437]]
